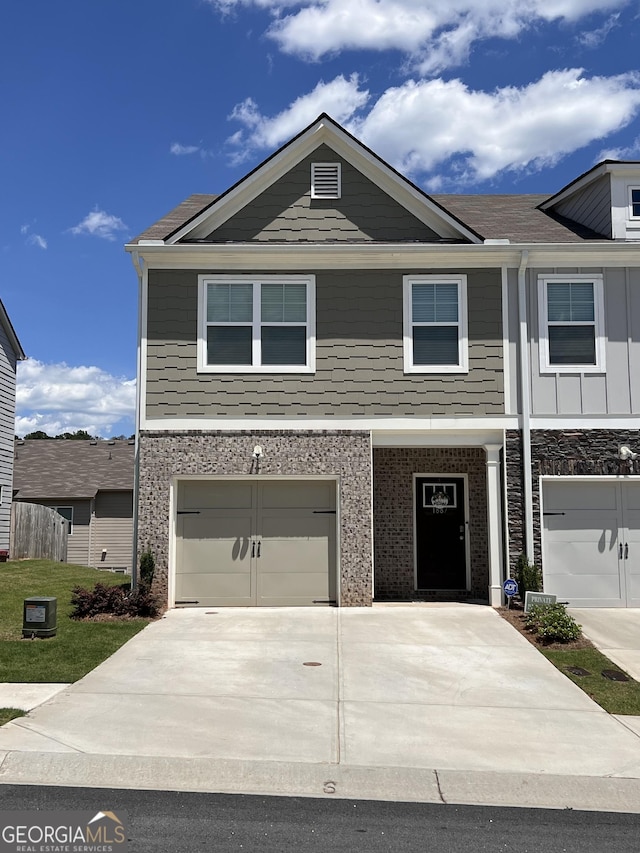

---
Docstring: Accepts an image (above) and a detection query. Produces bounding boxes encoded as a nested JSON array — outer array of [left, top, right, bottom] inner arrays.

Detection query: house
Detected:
[[0, 300, 25, 553], [126, 114, 640, 609], [13, 439, 135, 572]]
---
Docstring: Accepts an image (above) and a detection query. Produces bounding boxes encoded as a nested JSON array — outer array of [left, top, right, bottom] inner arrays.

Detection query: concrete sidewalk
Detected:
[[570, 608, 640, 681], [2, 604, 640, 811]]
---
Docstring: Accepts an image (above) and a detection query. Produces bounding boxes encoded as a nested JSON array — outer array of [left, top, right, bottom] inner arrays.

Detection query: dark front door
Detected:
[[415, 476, 467, 590]]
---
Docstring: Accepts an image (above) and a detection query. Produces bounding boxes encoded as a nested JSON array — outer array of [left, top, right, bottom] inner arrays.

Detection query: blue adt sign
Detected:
[[503, 578, 519, 598]]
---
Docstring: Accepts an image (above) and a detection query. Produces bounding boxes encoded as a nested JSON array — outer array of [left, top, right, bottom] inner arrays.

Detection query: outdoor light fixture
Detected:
[[618, 445, 638, 461], [253, 445, 263, 459]]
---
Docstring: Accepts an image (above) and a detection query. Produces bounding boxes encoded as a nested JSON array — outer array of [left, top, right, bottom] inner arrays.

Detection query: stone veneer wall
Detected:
[[138, 430, 373, 606], [373, 447, 489, 601], [506, 429, 640, 572]]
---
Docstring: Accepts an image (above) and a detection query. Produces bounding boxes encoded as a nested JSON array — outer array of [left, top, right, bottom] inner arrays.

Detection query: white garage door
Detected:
[[542, 481, 640, 607], [175, 480, 337, 607]]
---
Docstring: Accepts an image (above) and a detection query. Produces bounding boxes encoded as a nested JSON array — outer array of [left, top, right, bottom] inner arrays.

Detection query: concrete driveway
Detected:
[[569, 608, 640, 681], [2, 604, 640, 809]]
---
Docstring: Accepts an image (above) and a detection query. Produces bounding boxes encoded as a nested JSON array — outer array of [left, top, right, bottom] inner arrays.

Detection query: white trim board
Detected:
[[141, 417, 518, 433]]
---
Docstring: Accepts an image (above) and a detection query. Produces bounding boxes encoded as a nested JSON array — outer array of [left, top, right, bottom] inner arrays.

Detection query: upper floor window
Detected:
[[403, 275, 468, 373], [198, 275, 316, 373], [629, 187, 640, 219], [538, 274, 605, 373]]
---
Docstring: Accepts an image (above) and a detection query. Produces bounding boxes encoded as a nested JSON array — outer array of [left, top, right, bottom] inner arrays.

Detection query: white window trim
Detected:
[[628, 185, 640, 221], [197, 275, 316, 374], [537, 274, 606, 375], [311, 162, 341, 199], [402, 274, 469, 374]]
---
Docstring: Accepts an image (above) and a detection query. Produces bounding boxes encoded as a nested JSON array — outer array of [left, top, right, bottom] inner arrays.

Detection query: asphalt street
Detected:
[[1, 786, 639, 853]]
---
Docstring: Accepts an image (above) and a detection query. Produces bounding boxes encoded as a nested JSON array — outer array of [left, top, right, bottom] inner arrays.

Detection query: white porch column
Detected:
[[484, 443, 504, 607]]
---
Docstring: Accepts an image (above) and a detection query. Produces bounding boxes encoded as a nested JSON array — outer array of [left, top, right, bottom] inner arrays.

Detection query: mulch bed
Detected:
[[498, 603, 593, 651]]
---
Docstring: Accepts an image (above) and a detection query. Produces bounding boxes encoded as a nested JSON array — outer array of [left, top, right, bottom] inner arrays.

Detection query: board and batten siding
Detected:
[[206, 144, 441, 244], [90, 491, 133, 572], [0, 324, 19, 551], [506, 266, 640, 416], [145, 268, 504, 419], [551, 175, 612, 239]]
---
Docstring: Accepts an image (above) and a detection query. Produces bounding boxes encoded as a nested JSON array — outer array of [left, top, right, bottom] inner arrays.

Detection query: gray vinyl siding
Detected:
[[36, 499, 91, 566], [206, 145, 442, 243], [514, 266, 640, 416], [552, 175, 612, 238], [90, 491, 133, 572], [146, 268, 504, 418], [0, 324, 18, 551]]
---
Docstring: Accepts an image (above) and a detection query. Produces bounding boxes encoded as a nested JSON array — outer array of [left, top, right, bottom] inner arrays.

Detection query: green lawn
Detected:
[[0, 708, 25, 726], [0, 560, 150, 683], [542, 647, 640, 716]]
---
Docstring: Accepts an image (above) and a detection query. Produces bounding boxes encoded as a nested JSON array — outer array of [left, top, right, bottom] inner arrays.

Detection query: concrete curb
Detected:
[[1, 752, 640, 813]]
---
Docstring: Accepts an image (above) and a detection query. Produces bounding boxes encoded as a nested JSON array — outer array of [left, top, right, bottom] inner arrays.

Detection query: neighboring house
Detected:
[[126, 114, 640, 609], [13, 439, 135, 572], [0, 300, 26, 553]]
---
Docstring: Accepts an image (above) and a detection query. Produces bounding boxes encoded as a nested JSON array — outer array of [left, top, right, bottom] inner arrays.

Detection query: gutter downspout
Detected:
[[517, 250, 534, 562], [130, 250, 143, 587]]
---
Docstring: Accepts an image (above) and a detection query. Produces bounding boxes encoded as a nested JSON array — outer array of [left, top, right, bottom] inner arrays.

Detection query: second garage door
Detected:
[[175, 480, 337, 606], [542, 480, 640, 607]]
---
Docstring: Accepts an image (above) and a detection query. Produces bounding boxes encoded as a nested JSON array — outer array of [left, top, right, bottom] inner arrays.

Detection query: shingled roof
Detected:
[[132, 194, 217, 244], [431, 194, 606, 243], [13, 439, 134, 500]]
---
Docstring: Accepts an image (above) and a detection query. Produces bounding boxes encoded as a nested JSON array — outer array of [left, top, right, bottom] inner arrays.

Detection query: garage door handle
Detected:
[[620, 543, 624, 559], [625, 543, 629, 559], [251, 541, 255, 558], [257, 540, 261, 558]]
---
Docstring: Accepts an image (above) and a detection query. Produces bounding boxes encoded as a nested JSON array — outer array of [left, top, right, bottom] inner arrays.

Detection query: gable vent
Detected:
[[311, 162, 341, 199]]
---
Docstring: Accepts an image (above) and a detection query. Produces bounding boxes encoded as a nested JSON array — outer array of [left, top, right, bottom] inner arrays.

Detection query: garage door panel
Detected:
[[176, 572, 252, 605], [543, 482, 618, 512], [260, 481, 335, 510], [259, 572, 332, 605], [180, 481, 254, 510]]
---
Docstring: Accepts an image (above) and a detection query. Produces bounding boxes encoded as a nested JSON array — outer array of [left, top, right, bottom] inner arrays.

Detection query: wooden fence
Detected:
[[10, 502, 68, 562]]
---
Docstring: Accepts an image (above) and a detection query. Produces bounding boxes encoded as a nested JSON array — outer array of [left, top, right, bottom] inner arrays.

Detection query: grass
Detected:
[[0, 559, 150, 683], [542, 647, 640, 716], [0, 708, 26, 726]]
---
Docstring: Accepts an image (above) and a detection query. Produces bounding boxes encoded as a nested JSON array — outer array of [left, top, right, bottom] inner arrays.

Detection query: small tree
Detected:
[[515, 552, 540, 604], [139, 548, 155, 590]]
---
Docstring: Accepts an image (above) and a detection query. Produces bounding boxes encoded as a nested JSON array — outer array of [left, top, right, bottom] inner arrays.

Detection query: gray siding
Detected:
[[35, 499, 91, 566], [0, 324, 18, 551], [146, 268, 504, 419], [552, 175, 611, 238], [519, 266, 640, 416], [90, 491, 133, 572], [207, 145, 441, 243]]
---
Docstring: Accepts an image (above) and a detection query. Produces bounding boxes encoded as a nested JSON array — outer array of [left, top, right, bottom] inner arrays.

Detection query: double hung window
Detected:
[[198, 275, 315, 373], [538, 274, 605, 373], [403, 275, 468, 373]]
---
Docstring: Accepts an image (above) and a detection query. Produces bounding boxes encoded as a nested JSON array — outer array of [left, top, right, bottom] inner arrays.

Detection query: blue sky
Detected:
[[3, 0, 640, 437]]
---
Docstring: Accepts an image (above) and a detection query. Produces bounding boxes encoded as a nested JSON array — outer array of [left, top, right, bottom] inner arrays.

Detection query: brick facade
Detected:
[[372, 447, 490, 601], [137, 430, 373, 606]]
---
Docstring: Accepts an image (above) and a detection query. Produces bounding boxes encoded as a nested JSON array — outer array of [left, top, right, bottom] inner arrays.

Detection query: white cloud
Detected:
[[170, 142, 200, 155], [16, 360, 136, 438], [228, 73, 368, 157], [577, 12, 620, 48], [70, 208, 128, 241], [598, 136, 640, 161], [20, 224, 29, 235], [27, 233, 47, 250], [230, 69, 640, 185], [205, 0, 629, 72]]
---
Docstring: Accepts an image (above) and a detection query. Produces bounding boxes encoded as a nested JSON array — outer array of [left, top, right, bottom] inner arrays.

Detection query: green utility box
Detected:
[[22, 596, 57, 638]]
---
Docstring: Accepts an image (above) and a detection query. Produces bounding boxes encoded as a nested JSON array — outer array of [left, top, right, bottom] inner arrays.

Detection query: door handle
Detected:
[[620, 543, 624, 560], [251, 541, 255, 558], [257, 540, 261, 558], [625, 543, 629, 559]]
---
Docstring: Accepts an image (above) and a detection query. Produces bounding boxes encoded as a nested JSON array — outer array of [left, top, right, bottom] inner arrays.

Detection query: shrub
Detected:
[[139, 549, 155, 590], [515, 552, 540, 603], [525, 603, 581, 644], [70, 581, 161, 620]]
